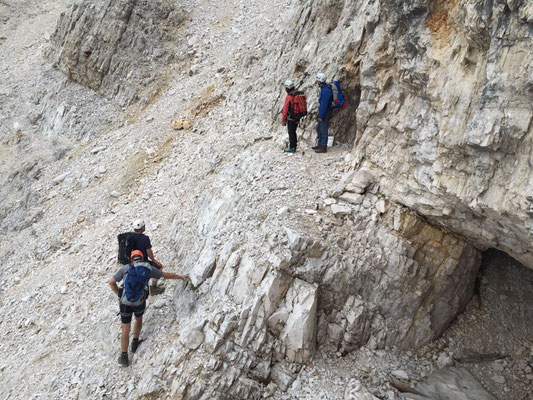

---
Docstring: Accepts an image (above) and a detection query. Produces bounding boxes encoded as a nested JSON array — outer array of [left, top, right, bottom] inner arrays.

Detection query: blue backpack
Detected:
[[330, 81, 346, 109], [121, 262, 152, 306]]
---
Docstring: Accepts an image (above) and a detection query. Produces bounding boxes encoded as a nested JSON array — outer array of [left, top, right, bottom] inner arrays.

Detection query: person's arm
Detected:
[[161, 272, 188, 280], [146, 248, 162, 269], [281, 95, 291, 125], [109, 277, 120, 296], [317, 86, 332, 121]]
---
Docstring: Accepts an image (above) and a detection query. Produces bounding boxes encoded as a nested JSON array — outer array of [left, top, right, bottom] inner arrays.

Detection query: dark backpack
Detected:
[[289, 91, 307, 120], [121, 262, 152, 306], [117, 232, 137, 265], [330, 81, 346, 109]]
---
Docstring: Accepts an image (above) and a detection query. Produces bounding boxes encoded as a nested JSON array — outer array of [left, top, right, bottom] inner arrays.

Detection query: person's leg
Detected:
[[120, 303, 133, 352], [131, 305, 145, 353], [133, 316, 143, 340], [287, 120, 298, 150], [121, 323, 131, 352], [317, 120, 327, 147], [148, 260, 163, 288]]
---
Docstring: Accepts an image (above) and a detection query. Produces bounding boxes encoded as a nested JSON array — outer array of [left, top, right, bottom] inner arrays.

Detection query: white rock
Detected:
[[180, 327, 204, 350], [331, 204, 352, 216], [277, 206, 289, 215], [263, 382, 277, 398], [152, 298, 167, 309], [60, 286, 68, 294], [375, 199, 386, 214], [270, 364, 295, 391], [90, 146, 106, 154], [288, 378, 302, 394], [391, 370, 409, 381], [349, 169, 375, 193], [53, 172, 69, 184], [437, 352, 453, 368], [189, 244, 216, 287], [331, 171, 357, 197], [339, 192, 364, 205], [278, 279, 318, 363]]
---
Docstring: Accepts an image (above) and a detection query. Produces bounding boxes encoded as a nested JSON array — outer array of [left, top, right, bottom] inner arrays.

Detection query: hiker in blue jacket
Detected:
[[313, 73, 333, 153]]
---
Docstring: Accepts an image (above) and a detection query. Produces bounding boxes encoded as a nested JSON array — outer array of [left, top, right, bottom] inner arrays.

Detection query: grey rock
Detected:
[[331, 204, 352, 216], [391, 370, 409, 381], [180, 327, 204, 350], [412, 367, 497, 400], [189, 244, 216, 287], [339, 192, 364, 205], [270, 363, 295, 391]]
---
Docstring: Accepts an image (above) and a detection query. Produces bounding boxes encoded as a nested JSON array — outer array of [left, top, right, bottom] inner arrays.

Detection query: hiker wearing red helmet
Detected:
[[108, 250, 188, 367]]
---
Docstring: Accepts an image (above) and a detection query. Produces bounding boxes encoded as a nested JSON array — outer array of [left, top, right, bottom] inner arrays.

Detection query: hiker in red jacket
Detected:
[[281, 80, 307, 153]]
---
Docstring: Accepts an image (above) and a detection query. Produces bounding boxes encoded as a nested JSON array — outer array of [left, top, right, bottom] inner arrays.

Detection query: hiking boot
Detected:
[[314, 147, 327, 153], [118, 352, 129, 367], [311, 145, 320, 150], [131, 338, 144, 354], [284, 148, 296, 153]]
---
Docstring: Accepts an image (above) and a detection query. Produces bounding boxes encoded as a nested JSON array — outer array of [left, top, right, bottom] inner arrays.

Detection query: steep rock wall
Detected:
[[275, 0, 533, 268], [47, 0, 186, 106], [2, 0, 529, 398]]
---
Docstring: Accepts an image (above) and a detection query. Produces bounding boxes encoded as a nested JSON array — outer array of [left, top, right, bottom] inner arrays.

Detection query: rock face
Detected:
[[405, 367, 498, 400], [1, 0, 531, 399], [47, 0, 186, 106], [275, 0, 533, 268]]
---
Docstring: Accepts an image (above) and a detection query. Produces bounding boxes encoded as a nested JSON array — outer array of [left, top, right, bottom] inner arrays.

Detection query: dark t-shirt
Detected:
[[134, 233, 152, 261]]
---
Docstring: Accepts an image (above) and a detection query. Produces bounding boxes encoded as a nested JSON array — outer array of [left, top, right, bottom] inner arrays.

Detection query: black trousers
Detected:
[[287, 120, 298, 149]]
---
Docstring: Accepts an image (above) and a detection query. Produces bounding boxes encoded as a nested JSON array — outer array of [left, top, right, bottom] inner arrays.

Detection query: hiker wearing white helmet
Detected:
[[131, 219, 161, 268], [281, 79, 307, 153], [131, 219, 165, 292], [313, 72, 333, 153]]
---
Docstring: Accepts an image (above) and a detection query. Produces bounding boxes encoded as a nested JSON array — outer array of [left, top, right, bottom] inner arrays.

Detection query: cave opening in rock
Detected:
[[328, 54, 361, 147], [330, 82, 360, 147], [439, 248, 533, 399]]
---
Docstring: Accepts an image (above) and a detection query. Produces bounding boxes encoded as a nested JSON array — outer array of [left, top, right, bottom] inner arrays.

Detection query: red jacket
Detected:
[[281, 90, 297, 124]]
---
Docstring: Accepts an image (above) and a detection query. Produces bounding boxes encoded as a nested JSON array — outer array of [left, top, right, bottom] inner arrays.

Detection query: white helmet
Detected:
[[133, 219, 145, 230], [283, 79, 295, 89], [316, 73, 327, 83]]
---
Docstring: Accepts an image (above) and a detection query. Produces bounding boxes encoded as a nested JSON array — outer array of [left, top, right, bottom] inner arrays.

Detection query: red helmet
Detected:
[[130, 250, 144, 262]]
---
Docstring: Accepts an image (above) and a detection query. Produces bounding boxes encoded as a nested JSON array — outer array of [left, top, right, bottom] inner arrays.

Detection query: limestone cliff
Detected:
[[47, 0, 186, 106], [274, 0, 533, 268], [1, 0, 532, 399]]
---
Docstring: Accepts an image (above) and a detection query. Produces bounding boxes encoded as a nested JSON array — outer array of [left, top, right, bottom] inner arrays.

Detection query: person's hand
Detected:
[[181, 274, 189, 280], [155, 260, 163, 269], [318, 118, 323, 123], [281, 121, 286, 126]]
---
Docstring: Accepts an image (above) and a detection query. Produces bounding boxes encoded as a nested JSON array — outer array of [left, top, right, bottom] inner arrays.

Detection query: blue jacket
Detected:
[[318, 83, 333, 119]]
